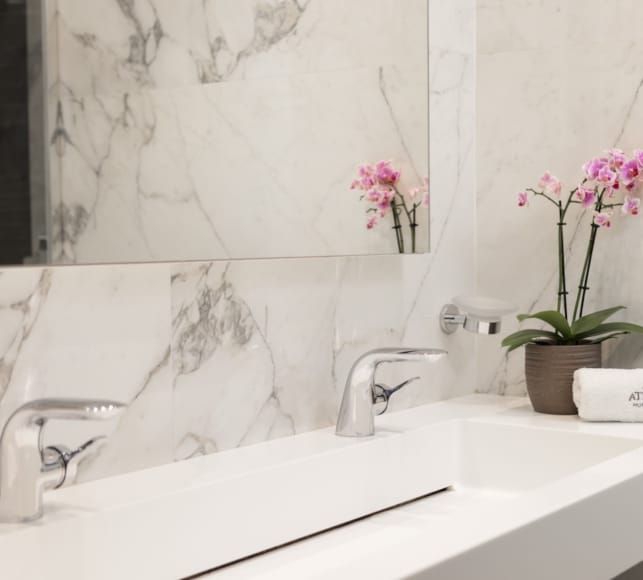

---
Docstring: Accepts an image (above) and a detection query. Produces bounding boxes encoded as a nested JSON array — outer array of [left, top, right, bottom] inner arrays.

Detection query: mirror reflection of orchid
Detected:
[[351, 160, 429, 254], [502, 149, 643, 353]]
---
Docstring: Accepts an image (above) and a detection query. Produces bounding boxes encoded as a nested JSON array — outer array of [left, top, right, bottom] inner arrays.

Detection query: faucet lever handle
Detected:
[[373, 376, 421, 416], [44, 436, 106, 488]]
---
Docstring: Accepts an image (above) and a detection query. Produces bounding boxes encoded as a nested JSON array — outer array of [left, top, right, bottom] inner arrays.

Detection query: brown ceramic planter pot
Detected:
[[525, 343, 602, 415]]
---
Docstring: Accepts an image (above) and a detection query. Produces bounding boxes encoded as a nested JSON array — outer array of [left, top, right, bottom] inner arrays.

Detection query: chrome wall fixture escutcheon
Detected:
[[440, 304, 502, 335], [440, 296, 516, 336]]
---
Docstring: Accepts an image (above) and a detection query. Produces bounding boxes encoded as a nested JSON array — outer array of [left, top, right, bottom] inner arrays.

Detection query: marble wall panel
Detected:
[[0, 264, 173, 483], [170, 253, 477, 461], [477, 0, 643, 394]]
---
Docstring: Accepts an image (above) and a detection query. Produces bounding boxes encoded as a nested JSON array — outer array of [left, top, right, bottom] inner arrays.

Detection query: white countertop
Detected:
[[3, 394, 643, 580], [205, 397, 643, 580]]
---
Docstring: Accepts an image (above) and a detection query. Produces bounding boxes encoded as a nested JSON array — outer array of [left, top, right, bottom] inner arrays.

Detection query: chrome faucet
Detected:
[[0, 399, 125, 522], [335, 348, 447, 437]]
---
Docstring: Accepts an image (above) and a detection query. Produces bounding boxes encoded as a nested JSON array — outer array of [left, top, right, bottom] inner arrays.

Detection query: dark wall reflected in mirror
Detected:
[[0, 0, 40, 264]]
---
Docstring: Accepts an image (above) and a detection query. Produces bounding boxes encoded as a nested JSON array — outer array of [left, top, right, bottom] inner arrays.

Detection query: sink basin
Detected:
[[212, 412, 643, 580], [454, 420, 642, 494], [1, 396, 642, 580]]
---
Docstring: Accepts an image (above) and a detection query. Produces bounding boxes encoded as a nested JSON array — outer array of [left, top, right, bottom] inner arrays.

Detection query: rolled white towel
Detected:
[[573, 368, 643, 422]]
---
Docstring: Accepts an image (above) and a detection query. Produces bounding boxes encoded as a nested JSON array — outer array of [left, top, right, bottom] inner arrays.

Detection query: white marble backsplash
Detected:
[[0, 264, 173, 482], [0, 250, 475, 486], [0, 0, 476, 483]]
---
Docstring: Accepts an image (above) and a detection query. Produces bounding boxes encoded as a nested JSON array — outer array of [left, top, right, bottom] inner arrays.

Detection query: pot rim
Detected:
[[526, 342, 601, 348]]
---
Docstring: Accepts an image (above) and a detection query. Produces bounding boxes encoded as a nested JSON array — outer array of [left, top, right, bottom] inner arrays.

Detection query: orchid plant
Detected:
[[351, 160, 429, 254], [502, 149, 643, 352]]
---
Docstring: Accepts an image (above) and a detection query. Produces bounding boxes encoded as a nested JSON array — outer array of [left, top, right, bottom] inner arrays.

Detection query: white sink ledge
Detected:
[[3, 395, 643, 580]]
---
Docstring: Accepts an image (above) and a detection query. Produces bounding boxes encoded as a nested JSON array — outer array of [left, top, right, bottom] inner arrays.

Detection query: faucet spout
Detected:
[[0, 399, 125, 522], [335, 348, 446, 438]]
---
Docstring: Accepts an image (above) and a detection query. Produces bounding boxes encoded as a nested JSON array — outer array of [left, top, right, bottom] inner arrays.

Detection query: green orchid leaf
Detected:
[[501, 329, 561, 353], [571, 306, 626, 336], [516, 310, 573, 340], [576, 322, 643, 341]]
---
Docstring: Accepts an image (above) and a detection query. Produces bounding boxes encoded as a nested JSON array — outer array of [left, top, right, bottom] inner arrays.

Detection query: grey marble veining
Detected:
[[0, 271, 52, 402], [57, 0, 309, 92], [172, 265, 256, 377], [55, 0, 427, 95], [172, 261, 312, 459]]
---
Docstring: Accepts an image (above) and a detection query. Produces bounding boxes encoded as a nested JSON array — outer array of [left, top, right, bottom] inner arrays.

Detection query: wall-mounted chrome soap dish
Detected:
[[440, 296, 516, 336]]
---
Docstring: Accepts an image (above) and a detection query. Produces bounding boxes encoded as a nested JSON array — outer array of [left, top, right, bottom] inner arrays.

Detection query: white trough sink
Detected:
[[453, 420, 642, 494], [0, 396, 641, 580]]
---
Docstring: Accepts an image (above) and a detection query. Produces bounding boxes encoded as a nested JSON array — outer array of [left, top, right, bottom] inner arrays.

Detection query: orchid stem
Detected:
[[572, 188, 605, 322], [390, 198, 405, 253], [393, 187, 417, 253], [557, 202, 569, 319], [411, 205, 417, 253]]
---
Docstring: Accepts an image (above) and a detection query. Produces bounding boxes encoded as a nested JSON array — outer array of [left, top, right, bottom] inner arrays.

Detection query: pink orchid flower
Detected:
[[351, 165, 377, 191], [374, 161, 401, 185], [408, 177, 429, 201], [622, 196, 640, 216], [359, 164, 374, 178], [575, 185, 596, 208], [421, 178, 430, 208], [620, 160, 640, 188], [352, 161, 403, 194], [353, 161, 424, 253], [518, 191, 529, 207], [538, 171, 562, 196], [377, 189, 394, 215], [634, 150, 643, 171], [597, 165, 618, 187], [593, 210, 613, 228], [407, 186, 421, 200], [366, 189, 381, 203], [583, 158, 607, 180], [607, 148, 627, 170]]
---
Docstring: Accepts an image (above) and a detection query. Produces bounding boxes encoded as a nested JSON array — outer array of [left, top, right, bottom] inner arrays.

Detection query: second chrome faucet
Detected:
[[336, 348, 447, 438]]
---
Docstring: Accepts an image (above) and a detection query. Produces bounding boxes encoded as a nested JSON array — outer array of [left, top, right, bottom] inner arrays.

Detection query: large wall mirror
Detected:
[[1, 0, 429, 266]]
